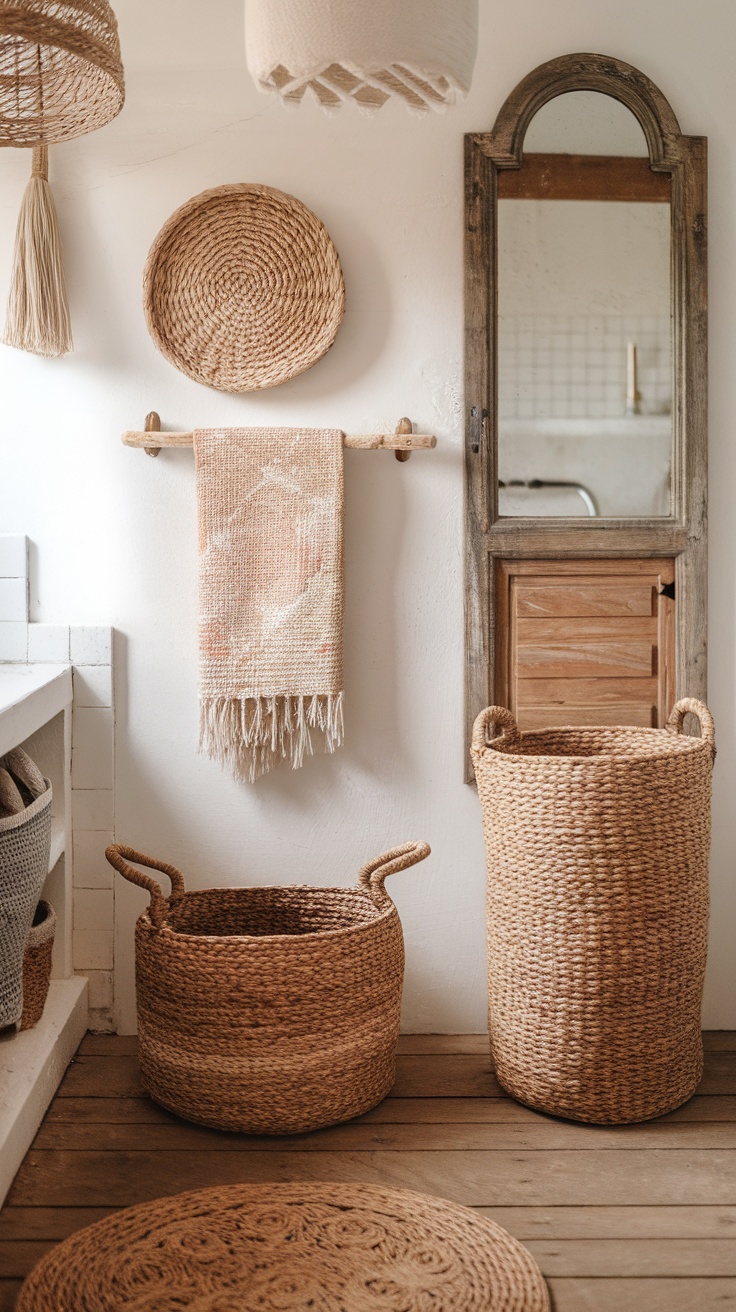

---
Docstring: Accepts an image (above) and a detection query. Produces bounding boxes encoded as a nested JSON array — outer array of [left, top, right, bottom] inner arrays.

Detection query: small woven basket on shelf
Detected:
[[0, 754, 52, 1031], [105, 840, 430, 1133], [471, 697, 715, 1125], [20, 900, 56, 1031]]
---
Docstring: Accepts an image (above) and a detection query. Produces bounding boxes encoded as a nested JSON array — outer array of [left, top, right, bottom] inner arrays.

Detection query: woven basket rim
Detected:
[[484, 726, 712, 764], [141, 882, 397, 944], [26, 899, 56, 948], [143, 182, 345, 394], [0, 779, 52, 834]]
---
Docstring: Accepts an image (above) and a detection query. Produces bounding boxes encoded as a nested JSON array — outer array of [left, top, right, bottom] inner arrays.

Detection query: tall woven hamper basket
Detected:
[[0, 760, 52, 1031], [471, 698, 715, 1124], [106, 840, 430, 1133]]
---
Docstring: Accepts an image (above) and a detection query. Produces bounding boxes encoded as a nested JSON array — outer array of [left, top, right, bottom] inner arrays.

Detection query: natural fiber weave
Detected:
[[0, 0, 124, 146], [17, 1182, 550, 1311], [143, 184, 345, 393], [105, 840, 430, 1133], [196, 426, 344, 781], [0, 750, 52, 1030], [471, 698, 715, 1125], [20, 899, 56, 1030]]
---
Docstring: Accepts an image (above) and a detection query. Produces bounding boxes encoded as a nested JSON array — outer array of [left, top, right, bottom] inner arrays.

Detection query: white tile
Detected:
[[27, 623, 70, 663], [0, 577, 28, 622], [72, 789, 114, 830], [76, 970, 113, 1009], [73, 664, 112, 708], [74, 887, 113, 933], [70, 626, 112, 666], [88, 1006, 115, 1034], [73, 830, 114, 888], [72, 708, 113, 789], [0, 622, 28, 662], [73, 929, 113, 970], [0, 535, 28, 578]]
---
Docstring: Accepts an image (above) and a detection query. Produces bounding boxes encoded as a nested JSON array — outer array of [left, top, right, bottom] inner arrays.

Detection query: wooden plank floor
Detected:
[[2, 1032, 735, 1310]]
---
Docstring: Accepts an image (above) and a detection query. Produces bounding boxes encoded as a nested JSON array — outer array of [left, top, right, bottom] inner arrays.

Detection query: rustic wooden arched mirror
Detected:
[[464, 53, 706, 777]]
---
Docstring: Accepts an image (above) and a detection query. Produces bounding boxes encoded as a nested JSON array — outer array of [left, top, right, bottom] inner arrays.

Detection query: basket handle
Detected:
[[471, 705, 521, 757], [666, 698, 716, 760], [105, 844, 187, 928], [358, 841, 431, 905]]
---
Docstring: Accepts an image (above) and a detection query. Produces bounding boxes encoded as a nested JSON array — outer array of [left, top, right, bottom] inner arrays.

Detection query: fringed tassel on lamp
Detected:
[[4, 145, 72, 358]]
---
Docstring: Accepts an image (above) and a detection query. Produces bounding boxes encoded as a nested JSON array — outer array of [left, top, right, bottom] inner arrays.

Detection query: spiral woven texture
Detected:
[[143, 184, 345, 393], [105, 841, 429, 1133], [17, 1182, 550, 1311], [20, 899, 56, 1030], [471, 698, 715, 1125], [0, 0, 124, 146]]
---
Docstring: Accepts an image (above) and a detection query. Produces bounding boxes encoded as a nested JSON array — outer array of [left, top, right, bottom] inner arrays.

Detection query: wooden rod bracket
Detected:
[[124, 415, 436, 458]]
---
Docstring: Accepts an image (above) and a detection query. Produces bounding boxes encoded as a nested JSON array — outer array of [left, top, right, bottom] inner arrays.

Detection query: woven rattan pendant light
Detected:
[[0, 0, 125, 356], [245, 0, 478, 113]]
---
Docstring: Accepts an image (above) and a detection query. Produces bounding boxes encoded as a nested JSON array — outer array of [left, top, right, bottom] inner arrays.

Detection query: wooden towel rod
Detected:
[[123, 414, 437, 462]]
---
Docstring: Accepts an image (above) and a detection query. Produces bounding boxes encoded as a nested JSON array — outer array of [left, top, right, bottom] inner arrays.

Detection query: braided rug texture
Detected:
[[17, 1182, 550, 1311], [143, 184, 345, 393], [471, 698, 715, 1125], [105, 841, 430, 1134], [0, 0, 124, 146]]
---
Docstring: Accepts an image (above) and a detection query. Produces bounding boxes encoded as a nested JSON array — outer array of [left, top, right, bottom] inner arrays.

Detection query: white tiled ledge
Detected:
[[0, 664, 72, 759]]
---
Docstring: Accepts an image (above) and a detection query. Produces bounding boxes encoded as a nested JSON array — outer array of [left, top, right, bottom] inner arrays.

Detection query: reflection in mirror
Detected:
[[497, 91, 672, 518]]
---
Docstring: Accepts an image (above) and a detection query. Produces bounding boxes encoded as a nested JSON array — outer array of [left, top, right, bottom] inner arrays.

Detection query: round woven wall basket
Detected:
[[143, 183, 346, 393], [17, 1182, 551, 1311]]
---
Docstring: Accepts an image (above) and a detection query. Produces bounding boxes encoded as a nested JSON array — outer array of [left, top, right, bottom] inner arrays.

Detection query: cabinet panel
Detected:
[[496, 558, 675, 730]]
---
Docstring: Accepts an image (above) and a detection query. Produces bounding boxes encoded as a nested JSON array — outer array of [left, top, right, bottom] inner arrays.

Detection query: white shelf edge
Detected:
[[0, 976, 88, 1207], [0, 665, 72, 760], [48, 816, 65, 873]]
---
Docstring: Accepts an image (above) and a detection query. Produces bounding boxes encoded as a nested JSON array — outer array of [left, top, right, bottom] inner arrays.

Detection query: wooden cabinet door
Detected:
[[496, 559, 676, 730]]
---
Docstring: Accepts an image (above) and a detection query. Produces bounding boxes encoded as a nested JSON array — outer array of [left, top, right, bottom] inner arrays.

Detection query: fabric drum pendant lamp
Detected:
[[0, 0, 125, 357], [245, 0, 478, 113]]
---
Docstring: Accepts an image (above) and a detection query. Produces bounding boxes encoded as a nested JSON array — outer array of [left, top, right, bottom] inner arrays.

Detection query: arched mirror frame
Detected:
[[464, 53, 707, 778]]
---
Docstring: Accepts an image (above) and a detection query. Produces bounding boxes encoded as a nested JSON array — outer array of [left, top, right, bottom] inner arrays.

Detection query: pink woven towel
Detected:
[[194, 428, 344, 781]]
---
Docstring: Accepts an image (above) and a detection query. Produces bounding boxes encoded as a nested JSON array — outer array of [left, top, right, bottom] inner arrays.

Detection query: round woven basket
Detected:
[[0, 0, 124, 147], [17, 1182, 551, 1311], [143, 183, 346, 393], [471, 698, 715, 1125], [105, 841, 430, 1133], [20, 900, 56, 1031]]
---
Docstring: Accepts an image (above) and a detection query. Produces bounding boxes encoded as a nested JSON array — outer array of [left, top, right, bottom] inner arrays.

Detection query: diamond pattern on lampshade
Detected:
[[245, 0, 478, 113]]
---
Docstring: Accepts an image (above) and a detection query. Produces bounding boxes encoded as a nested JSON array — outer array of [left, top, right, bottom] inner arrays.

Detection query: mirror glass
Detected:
[[497, 91, 672, 518]]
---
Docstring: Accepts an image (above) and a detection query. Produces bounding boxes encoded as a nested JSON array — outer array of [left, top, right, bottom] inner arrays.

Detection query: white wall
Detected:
[[1, 0, 734, 1031]]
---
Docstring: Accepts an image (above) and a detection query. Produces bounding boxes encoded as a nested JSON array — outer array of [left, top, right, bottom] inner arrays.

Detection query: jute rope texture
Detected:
[[17, 1182, 550, 1311], [143, 184, 345, 393], [0, 0, 124, 146], [20, 898, 55, 1030], [105, 840, 430, 1133], [471, 698, 715, 1125]]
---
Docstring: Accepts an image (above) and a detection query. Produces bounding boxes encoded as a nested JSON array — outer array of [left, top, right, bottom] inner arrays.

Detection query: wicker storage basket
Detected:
[[0, 760, 52, 1030], [20, 900, 56, 1031], [105, 840, 430, 1133], [471, 698, 715, 1125]]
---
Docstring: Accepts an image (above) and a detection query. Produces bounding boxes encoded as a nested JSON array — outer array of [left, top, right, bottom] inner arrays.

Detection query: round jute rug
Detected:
[[17, 1182, 550, 1310]]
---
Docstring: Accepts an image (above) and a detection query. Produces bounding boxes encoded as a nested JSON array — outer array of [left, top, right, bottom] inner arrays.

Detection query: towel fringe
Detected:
[[199, 693, 344, 783]]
